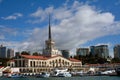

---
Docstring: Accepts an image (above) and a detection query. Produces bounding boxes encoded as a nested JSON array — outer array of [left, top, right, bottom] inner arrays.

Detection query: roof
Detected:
[[20, 55, 81, 62], [21, 55, 47, 60], [0, 66, 3, 68], [69, 58, 81, 62]]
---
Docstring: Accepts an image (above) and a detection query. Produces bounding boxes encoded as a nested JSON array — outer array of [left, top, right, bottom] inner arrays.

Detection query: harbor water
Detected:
[[0, 76, 120, 80]]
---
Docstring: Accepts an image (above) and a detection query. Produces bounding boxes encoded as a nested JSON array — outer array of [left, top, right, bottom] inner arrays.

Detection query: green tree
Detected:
[[111, 58, 120, 63], [33, 52, 39, 56], [0, 58, 10, 66], [21, 51, 30, 55]]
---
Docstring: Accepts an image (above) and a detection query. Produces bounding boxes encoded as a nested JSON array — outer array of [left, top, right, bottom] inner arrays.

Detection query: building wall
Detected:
[[14, 56, 82, 73], [0, 45, 7, 58], [76, 48, 89, 56], [90, 45, 109, 58], [114, 45, 120, 58], [7, 49, 14, 58], [61, 50, 69, 59]]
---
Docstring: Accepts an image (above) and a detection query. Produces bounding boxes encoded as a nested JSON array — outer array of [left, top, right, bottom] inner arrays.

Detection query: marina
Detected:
[[0, 67, 120, 78], [0, 1, 120, 80], [0, 76, 120, 80]]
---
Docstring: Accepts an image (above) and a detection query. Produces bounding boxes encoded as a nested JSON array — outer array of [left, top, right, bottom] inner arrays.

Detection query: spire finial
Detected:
[[49, 14, 52, 40]]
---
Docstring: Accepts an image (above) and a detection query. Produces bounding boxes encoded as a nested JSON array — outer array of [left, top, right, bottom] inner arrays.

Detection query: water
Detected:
[[0, 76, 120, 80]]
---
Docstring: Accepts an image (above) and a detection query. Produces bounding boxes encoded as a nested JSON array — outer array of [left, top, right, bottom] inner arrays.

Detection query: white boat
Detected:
[[58, 72, 72, 77], [52, 68, 72, 77], [101, 70, 115, 75], [36, 72, 50, 78]]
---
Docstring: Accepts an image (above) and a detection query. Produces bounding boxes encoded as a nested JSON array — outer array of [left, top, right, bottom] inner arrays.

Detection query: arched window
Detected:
[[59, 59, 61, 62], [33, 61, 35, 67]]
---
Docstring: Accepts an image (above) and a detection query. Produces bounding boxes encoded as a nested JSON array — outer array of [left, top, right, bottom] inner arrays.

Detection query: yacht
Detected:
[[36, 72, 50, 78], [58, 72, 72, 77], [116, 67, 120, 76], [7, 74, 25, 78], [52, 68, 72, 77]]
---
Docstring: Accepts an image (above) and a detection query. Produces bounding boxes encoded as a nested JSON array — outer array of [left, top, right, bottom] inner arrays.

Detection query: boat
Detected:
[[100, 70, 115, 75], [116, 67, 120, 76], [7, 74, 25, 78], [36, 72, 50, 78], [51, 68, 71, 77], [57, 72, 72, 77]]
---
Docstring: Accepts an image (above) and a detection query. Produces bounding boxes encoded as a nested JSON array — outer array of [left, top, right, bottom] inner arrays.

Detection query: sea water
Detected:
[[0, 76, 120, 80]]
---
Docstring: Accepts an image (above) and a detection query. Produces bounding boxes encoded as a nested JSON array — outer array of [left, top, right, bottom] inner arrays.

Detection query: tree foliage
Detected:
[[111, 58, 120, 63], [74, 54, 107, 64], [21, 51, 30, 55], [32, 52, 40, 56], [0, 58, 10, 66]]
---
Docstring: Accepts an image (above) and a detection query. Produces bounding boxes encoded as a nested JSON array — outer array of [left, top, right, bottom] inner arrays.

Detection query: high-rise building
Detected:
[[61, 50, 70, 59], [7, 48, 14, 58], [76, 48, 89, 56], [43, 15, 62, 57], [0, 45, 7, 58], [90, 45, 109, 58], [90, 46, 96, 55], [15, 52, 20, 57], [114, 45, 120, 58]]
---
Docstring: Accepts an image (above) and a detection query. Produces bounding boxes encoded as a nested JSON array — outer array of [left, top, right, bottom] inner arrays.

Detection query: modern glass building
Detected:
[[7, 48, 14, 58], [114, 45, 120, 59], [76, 48, 89, 56], [0, 45, 7, 58], [90, 45, 109, 58], [61, 50, 70, 59]]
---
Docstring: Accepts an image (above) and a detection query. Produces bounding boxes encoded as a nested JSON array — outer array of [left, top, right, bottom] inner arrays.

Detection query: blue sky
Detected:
[[0, 0, 120, 57]]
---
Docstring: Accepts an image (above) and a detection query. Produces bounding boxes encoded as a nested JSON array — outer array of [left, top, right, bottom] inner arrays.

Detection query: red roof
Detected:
[[0, 66, 3, 68], [21, 55, 47, 60], [69, 58, 81, 62], [20, 55, 81, 62]]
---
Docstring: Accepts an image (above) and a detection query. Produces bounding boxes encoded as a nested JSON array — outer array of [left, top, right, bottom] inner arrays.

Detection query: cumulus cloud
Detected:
[[17, 1, 120, 55], [29, 7, 53, 23], [1, 13, 23, 20], [0, 35, 5, 39], [1, 1, 120, 56], [0, 25, 18, 36]]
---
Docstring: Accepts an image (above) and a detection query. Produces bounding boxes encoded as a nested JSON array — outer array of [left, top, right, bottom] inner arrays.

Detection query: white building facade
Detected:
[[14, 55, 82, 73], [13, 16, 82, 73]]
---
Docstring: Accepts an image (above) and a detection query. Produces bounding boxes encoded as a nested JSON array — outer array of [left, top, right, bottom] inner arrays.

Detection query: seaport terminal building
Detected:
[[13, 17, 82, 73]]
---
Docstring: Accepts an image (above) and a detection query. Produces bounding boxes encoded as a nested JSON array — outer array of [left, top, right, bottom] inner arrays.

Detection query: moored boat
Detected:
[[57, 72, 72, 77], [116, 67, 120, 76], [51, 68, 72, 77], [7, 74, 25, 78], [36, 72, 50, 78]]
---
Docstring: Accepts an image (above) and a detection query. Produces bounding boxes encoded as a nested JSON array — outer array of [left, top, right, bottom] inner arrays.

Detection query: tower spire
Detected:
[[49, 14, 52, 40]]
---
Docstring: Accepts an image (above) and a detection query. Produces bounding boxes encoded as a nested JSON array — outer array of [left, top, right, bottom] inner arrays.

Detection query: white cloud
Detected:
[[29, 7, 53, 23], [18, 1, 120, 55], [0, 35, 5, 39], [1, 1, 120, 56], [0, 25, 18, 36], [1, 13, 23, 20]]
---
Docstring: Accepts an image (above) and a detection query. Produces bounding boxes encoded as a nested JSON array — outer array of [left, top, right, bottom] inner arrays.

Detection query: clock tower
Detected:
[[43, 15, 62, 57]]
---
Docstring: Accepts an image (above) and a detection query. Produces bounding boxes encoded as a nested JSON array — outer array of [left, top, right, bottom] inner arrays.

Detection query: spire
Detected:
[[49, 14, 52, 40]]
